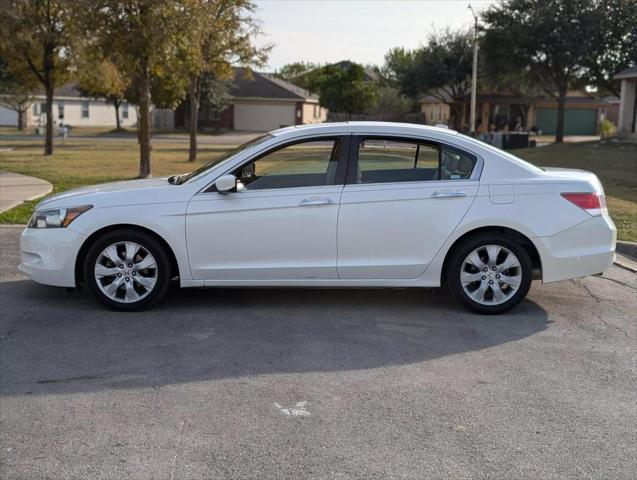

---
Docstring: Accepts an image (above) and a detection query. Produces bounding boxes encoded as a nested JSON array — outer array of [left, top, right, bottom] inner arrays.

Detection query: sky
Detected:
[[253, 0, 498, 71]]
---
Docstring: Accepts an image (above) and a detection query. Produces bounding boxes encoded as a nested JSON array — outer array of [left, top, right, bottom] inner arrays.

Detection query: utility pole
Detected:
[[468, 4, 479, 135]]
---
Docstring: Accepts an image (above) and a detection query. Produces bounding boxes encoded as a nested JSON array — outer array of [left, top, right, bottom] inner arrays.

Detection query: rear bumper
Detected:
[[534, 215, 616, 283], [19, 227, 86, 287]]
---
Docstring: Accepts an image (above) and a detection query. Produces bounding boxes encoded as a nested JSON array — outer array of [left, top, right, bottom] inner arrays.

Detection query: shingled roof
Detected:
[[230, 67, 318, 101], [615, 65, 637, 80], [44, 69, 320, 103], [32, 81, 91, 99]]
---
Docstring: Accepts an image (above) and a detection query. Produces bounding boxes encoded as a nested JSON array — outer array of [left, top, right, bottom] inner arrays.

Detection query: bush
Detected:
[[600, 118, 616, 140]]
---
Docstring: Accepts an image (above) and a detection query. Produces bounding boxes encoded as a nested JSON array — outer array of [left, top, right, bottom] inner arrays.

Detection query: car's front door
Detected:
[[337, 136, 480, 279], [186, 136, 348, 281]]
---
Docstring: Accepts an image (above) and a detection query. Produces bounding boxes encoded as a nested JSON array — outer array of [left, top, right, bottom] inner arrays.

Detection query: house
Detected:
[[0, 82, 138, 129], [420, 89, 612, 135], [174, 68, 327, 132], [614, 66, 637, 140]]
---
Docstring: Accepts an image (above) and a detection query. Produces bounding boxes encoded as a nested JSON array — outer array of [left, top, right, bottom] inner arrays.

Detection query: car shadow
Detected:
[[0, 280, 550, 396]]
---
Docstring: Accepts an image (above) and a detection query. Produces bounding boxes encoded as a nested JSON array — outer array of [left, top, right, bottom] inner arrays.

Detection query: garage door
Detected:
[[234, 103, 295, 131], [536, 108, 598, 135]]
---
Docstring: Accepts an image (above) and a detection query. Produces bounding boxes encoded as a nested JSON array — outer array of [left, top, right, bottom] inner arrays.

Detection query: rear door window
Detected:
[[354, 137, 477, 184]]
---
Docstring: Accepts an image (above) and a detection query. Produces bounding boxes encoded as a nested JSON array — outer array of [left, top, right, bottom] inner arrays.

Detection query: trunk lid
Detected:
[[540, 167, 604, 193]]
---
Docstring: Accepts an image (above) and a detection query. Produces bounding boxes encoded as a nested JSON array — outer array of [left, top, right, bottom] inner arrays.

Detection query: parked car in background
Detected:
[[19, 122, 616, 313]]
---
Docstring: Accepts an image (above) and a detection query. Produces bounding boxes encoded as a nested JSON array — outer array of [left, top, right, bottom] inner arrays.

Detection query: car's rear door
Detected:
[[186, 135, 349, 281], [337, 135, 480, 279]]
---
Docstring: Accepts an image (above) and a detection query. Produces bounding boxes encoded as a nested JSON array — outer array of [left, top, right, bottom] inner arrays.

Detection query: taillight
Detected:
[[561, 192, 607, 216]]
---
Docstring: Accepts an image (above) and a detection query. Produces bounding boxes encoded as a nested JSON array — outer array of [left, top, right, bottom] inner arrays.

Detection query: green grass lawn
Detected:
[[1, 137, 635, 240]]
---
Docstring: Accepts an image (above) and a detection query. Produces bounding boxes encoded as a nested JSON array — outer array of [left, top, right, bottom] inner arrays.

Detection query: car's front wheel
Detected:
[[447, 233, 533, 314], [83, 229, 172, 310]]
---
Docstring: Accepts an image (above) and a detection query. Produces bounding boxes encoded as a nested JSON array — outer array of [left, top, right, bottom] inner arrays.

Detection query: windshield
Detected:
[[178, 134, 273, 184]]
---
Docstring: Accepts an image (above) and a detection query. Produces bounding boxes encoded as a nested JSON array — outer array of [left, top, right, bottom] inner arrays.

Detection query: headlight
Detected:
[[28, 205, 93, 229]]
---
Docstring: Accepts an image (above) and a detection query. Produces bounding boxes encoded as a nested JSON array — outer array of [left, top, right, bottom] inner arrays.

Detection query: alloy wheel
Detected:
[[460, 244, 522, 306], [94, 241, 158, 303]]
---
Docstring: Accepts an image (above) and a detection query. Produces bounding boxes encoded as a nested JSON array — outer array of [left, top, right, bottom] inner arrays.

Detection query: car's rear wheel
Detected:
[[447, 233, 532, 314], [83, 229, 172, 311]]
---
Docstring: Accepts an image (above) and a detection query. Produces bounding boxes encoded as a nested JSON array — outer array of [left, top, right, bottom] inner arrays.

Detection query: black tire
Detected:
[[446, 233, 533, 314], [83, 229, 172, 311]]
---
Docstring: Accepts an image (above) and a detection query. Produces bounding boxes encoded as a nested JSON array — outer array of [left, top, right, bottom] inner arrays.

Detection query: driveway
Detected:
[[0, 226, 635, 479]]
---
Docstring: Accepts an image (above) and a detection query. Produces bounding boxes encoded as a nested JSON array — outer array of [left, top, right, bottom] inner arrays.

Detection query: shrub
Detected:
[[600, 118, 616, 140]]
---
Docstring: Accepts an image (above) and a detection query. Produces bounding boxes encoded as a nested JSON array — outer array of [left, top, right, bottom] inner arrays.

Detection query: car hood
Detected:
[[36, 177, 196, 210]]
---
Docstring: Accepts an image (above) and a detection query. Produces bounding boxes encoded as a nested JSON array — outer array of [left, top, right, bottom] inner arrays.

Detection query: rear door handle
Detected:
[[299, 197, 335, 207], [431, 190, 466, 199]]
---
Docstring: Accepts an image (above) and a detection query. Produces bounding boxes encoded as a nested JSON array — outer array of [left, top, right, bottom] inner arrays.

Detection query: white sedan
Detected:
[[19, 122, 616, 313]]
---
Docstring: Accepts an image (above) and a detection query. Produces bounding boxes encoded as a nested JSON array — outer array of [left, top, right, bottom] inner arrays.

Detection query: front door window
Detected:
[[232, 139, 341, 191]]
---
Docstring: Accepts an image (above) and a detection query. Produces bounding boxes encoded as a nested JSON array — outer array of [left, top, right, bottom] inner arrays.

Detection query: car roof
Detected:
[[270, 121, 459, 139]]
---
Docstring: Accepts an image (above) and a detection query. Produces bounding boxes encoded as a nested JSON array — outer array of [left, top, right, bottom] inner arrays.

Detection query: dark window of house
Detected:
[[81, 101, 90, 119], [122, 103, 129, 119]]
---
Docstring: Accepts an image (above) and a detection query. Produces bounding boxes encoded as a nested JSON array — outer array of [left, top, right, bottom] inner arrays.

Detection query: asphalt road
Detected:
[[1, 226, 635, 480]]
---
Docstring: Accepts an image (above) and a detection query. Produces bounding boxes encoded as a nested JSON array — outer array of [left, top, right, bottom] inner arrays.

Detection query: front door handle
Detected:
[[431, 190, 466, 199], [299, 197, 335, 207]]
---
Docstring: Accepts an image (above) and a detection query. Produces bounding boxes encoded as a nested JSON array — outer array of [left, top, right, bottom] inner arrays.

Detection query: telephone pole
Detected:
[[468, 4, 479, 135]]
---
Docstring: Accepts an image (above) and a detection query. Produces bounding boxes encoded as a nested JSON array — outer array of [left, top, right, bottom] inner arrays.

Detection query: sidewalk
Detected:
[[0, 171, 52, 213]]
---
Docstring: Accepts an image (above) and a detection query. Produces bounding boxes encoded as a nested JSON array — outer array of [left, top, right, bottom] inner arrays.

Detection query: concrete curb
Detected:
[[615, 254, 637, 273], [616, 241, 637, 261]]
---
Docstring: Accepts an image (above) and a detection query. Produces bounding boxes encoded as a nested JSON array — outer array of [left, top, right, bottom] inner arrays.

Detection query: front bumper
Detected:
[[534, 215, 616, 284], [19, 227, 87, 287]]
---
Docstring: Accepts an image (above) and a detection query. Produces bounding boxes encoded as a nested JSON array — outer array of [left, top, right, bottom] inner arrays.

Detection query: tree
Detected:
[[369, 86, 412, 121], [0, 59, 38, 131], [479, 52, 545, 129], [0, 0, 73, 154], [314, 63, 377, 117], [79, 1, 192, 178], [198, 73, 233, 122], [383, 47, 418, 93], [76, 60, 127, 130], [384, 31, 473, 130], [274, 61, 318, 84], [581, 0, 637, 97], [481, 0, 636, 143], [180, 0, 269, 162], [279, 64, 324, 93]]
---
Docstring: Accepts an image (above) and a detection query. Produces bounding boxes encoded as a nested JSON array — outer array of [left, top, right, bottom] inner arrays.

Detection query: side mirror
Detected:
[[215, 174, 237, 193]]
